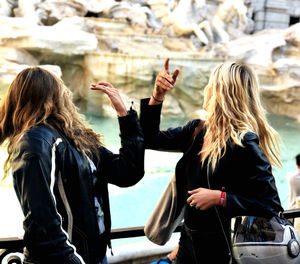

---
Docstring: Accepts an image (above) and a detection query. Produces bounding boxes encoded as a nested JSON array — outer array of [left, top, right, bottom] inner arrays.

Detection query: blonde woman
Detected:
[[140, 59, 283, 264], [0, 67, 144, 264]]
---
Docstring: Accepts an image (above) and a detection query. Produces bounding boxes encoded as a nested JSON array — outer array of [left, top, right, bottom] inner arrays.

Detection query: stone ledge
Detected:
[[107, 235, 179, 264]]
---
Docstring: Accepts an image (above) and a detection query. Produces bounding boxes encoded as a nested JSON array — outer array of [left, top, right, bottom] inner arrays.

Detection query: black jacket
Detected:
[[140, 98, 283, 222], [12, 109, 144, 264]]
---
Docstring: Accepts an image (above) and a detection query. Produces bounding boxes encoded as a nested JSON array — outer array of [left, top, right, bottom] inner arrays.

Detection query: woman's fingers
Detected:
[[90, 83, 105, 90], [187, 188, 204, 209], [161, 60, 180, 85], [188, 188, 200, 194], [187, 196, 198, 208], [155, 72, 173, 87], [187, 188, 219, 210], [90, 84, 108, 92], [187, 193, 197, 203], [90, 83, 120, 99], [187, 196, 202, 209], [90, 82, 127, 116], [153, 59, 180, 101], [97, 82, 114, 88], [172, 69, 180, 83], [187, 196, 192, 203], [156, 76, 173, 90], [164, 58, 170, 75], [90, 83, 117, 94], [161, 71, 174, 84]]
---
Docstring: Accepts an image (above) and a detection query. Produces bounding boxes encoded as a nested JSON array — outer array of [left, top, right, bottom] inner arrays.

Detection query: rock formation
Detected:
[[213, 22, 300, 120], [146, 0, 213, 45], [0, 0, 299, 120], [211, 0, 248, 43], [0, 0, 13, 16]]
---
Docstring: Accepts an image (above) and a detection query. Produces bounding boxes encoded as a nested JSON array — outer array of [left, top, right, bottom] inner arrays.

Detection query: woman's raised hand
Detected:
[[90, 82, 127, 117], [150, 58, 180, 105]]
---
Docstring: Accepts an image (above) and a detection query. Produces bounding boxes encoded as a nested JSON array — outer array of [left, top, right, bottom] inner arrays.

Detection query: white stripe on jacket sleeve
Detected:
[[50, 138, 85, 264]]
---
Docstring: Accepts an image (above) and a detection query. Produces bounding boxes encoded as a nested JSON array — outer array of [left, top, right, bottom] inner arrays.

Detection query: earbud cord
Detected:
[[207, 170, 233, 264]]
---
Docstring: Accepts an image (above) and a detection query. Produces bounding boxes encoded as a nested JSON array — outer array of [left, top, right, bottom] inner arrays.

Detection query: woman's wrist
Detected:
[[218, 189, 226, 207], [149, 92, 165, 105], [167, 253, 175, 262], [219, 191, 225, 207], [152, 91, 165, 101], [214, 190, 221, 206], [152, 93, 164, 103], [117, 109, 128, 117]]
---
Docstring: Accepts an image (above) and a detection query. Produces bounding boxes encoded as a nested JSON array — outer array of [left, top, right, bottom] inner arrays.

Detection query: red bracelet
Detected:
[[219, 188, 226, 207]]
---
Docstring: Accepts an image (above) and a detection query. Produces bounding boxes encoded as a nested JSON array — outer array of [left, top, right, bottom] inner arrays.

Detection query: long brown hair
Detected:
[[201, 61, 281, 171], [0, 67, 102, 179]]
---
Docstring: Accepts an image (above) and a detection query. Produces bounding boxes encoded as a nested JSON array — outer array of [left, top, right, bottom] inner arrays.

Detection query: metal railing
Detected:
[[1, 209, 300, 263], [0, 224, 182, 263]]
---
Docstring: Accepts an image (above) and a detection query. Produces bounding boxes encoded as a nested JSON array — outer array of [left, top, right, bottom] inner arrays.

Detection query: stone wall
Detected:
[[252, 0, 300, 32], [289, 0, 300, 17], [252, 0, 289, 31], [82, 53, 222, 117]]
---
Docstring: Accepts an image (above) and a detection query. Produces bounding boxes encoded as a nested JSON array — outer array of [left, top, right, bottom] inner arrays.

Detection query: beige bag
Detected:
[[144, 174, 184, 245], [144, 121, 204, 245]]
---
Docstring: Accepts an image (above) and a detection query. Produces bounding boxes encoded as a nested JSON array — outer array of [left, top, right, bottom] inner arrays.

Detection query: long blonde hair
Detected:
[[0, 67, 102, 179], [201, 61, 281, 171]]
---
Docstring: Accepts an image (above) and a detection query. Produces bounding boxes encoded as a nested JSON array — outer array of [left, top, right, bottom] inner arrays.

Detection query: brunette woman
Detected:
[[0, 67, 144, 264]]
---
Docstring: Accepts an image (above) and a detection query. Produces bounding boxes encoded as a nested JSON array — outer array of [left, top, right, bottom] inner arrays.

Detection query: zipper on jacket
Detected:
[[85, 153, 102, 236]]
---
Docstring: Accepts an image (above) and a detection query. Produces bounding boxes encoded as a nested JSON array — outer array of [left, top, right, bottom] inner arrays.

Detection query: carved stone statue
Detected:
[[14, 0, 88, 25], [211, 0, 248, 43], [14, 0, 41, 24], [85, 0, 104, 14], [147, 0, 213, 45], [0, 0, 13, 16], [97, 0, 159, 30]]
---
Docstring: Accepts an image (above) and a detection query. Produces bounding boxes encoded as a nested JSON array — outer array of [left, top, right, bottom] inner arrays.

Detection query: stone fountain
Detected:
[[0, 0, 299, 120]]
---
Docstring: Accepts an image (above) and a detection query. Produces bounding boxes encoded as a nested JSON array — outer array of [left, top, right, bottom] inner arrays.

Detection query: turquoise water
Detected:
[[0, 114, 300, 244], [85, 113, 300, 231], [267, 114, 300, 207], [85, 115, 188, 229]]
